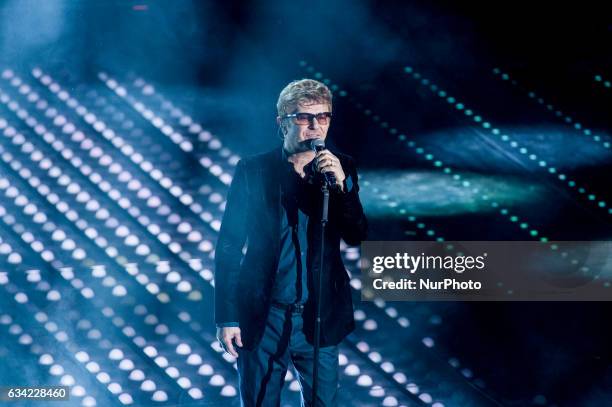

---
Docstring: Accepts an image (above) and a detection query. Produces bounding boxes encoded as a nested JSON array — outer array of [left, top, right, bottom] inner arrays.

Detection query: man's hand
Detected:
[[216, 326, 242, 357], [315, 149, 346, 190]]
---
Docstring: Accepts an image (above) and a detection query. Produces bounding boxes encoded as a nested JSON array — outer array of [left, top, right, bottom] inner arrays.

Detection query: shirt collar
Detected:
[[281, 148, 316, 183]]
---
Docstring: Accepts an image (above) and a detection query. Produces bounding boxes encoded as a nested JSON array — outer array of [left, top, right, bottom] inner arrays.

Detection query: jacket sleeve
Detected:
[[334, 156, 368, 246], [214, 159, 248, 325]]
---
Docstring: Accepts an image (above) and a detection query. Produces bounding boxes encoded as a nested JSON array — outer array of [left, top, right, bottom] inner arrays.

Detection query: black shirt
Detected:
[[270, 150, 317, 304]]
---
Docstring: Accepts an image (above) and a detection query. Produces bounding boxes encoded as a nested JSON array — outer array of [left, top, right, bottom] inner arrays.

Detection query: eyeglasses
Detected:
[[282, 112, 332, 126]]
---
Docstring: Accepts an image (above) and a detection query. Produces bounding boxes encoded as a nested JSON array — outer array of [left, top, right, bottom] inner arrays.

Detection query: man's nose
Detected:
[[307, 117, 319, 130]]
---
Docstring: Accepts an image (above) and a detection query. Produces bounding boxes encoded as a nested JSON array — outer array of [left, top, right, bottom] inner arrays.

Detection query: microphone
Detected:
[[310, 139, 338, 189]]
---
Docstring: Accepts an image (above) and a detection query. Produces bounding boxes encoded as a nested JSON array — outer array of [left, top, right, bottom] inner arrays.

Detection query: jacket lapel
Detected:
[[260, 147, 283, 257]]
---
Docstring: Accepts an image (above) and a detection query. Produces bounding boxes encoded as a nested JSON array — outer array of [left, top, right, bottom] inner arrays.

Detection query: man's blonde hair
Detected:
[[276, 79, 333, 117]]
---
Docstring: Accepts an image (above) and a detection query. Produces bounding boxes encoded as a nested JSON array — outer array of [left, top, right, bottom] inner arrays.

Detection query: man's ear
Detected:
[[276, 117, 287, 137]]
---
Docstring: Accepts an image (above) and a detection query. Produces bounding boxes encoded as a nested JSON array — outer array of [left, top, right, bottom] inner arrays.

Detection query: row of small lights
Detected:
[[0, 307, 98, 406], [345, 253, 450, 401], [69, 304, 196, 403], [593, 74, 611, 89], [129, 77, 240, 178], [404, 65, 610, 217], [24, 69, 221, 249], [0, 240, 97, 405], [98, 72, 236, 186], [1, 272, 138, 405], [0, 107, 247, 400], [17, 270, 181, 404], [117, 78, 238, 215], [0, 129, 243, 398], [0, 226, 237, 402], [95, 72, 237, 228], [0, 116, 173, 294], [337, 348, 410, 407], [124, 302, 237, 390], [67, 265, 239, 398], [0, 100, 200, 301], [94, 301, 233, 400], [0, 163, 191, 306], [14, 70, 271, 369], [495, 70, 612, 288], [0, 234, 22, 265], [0, 77, 209, 296], [489, 69, 611, 216], [0, 167, 90, 265], [12, 269, 210, 404], [97, 77, 192, 153], [343, 245, 488, 390], [28, 68, 228, 232], [25, 69, 235, 286], [16, 68, 278, 342], [74, 88, 227, 224], [350, 339, 443, 406], [354, 289, 478, 405], [424, 67, 612, 215], [492, 68, 611, 150]]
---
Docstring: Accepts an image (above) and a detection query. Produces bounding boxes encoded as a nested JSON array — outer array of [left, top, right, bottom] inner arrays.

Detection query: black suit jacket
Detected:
[[214, 146, 367, 350]]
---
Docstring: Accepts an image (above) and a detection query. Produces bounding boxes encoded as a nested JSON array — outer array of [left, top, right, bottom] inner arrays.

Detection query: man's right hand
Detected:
[[216, 326, 242, 357]]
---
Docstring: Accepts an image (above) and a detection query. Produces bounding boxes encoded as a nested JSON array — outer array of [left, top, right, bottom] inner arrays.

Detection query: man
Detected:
[[215, 79, 367, 406]]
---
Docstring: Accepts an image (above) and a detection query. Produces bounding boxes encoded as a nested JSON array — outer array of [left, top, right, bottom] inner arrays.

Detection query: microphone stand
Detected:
[[312, 180, 329, 406]]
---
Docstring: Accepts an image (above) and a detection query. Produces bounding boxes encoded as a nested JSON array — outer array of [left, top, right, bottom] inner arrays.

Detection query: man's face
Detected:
[[279, 102, 331, 154]]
